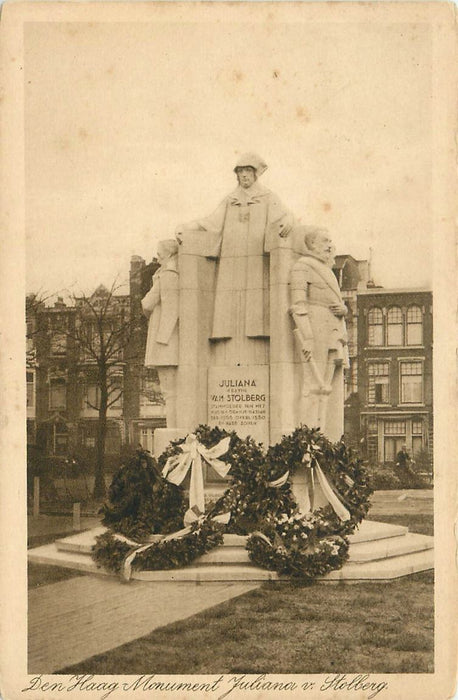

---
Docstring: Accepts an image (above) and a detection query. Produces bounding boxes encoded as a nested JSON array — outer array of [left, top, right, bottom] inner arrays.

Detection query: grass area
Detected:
[[59, 572, 434, 675], [59, 514, 434, 676], [28, 562, 86, 589]]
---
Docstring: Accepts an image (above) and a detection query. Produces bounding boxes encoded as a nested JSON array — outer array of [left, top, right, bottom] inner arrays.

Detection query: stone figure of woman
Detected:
[[175, 152, 294, 366], [141, 239, 179, 428]]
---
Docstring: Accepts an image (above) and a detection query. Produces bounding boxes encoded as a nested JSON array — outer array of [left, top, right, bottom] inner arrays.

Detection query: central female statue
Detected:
[[176, 153, 294, 366]]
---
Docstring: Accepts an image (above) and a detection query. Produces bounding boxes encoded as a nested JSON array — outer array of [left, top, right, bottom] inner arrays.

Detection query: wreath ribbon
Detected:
[[269, 449, 350, 522], [162, 433, 231, 525], [119, 511, 231, 582]]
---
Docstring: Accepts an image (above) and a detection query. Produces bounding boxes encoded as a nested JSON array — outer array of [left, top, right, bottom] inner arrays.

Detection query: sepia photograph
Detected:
[[1, 2, 456, 699]]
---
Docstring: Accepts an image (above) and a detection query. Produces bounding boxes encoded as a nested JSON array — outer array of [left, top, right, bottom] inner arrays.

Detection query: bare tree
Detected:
[[66, 280, 135, 498]]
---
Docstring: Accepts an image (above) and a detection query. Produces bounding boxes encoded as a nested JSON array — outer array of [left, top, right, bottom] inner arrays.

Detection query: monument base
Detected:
[[28, 520, 433, 582]]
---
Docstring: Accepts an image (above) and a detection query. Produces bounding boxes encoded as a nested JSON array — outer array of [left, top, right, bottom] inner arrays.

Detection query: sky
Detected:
[[24, 16, 433, 297]]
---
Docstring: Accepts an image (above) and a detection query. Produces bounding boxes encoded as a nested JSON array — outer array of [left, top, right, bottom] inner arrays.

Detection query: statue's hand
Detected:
[[301, 341, 313, 362], [278, 221, 291, 238], [329, 303, 347, 318]]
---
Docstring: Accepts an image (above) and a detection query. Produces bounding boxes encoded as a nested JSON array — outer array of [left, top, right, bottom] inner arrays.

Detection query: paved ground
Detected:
[[29, 577, 258, 673], [27, 489, 433, 673]]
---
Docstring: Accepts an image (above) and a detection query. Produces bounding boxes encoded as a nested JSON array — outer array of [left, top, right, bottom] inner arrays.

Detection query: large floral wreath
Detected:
[[92, 425, 372, 582]]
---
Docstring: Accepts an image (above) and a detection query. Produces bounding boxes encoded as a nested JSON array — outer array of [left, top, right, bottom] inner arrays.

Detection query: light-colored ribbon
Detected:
[[267, 471, 289, 488], [274, 447, 350, 522], [120, 511, 231, 581], [162, 434, 231, 526]]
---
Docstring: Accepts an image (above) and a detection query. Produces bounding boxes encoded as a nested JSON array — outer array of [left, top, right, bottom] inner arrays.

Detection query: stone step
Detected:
[[349, 532, 433, 563], [133, 564, 281, 583], [29, 537, 434, 583], [324, 548, 434, 581], [196, 548, 251, 565], [28, 543, 111, 576], [55, 526, 108, 554], [349, 520, 408, 543], [54, 520, 408, 556], [29, 519, 434, 582]]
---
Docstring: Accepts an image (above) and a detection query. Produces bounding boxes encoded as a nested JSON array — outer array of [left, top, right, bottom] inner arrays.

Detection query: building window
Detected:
[[400, 361, 423, 404], [108, 375, 123, 409], [140, 368, 164, 406], [140, 426, 155, 453], [406, 305, 423, 345], [27, 371, 35, 408], [50, 332, 67, 356], [368, 363, 390, 404], [53, 422, 68, 455], [412, 419, 423, 456], [365, 418, 378, 462], [384, 420, 406, 435], [383, 420, 406, 463], [105, 423, 121, 454], [85, 383, 101, 410], [368, 308, 383, 346], [80, 422, 121, 454], [49, 377, 66, 410], [387, 307, 403, 346]]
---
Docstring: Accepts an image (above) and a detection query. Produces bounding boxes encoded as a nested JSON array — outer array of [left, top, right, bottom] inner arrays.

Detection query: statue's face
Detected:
[[311, 233, 333, 262], [236, 166, 256, 189]]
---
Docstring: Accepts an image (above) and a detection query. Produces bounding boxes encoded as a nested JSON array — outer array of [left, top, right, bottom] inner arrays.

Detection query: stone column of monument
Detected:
[[268, 235, 301, 445]]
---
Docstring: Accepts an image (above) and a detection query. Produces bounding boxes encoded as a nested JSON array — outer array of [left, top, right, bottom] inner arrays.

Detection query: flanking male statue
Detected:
[[142, 154, 348, 452], [289, 227, 349, 442]]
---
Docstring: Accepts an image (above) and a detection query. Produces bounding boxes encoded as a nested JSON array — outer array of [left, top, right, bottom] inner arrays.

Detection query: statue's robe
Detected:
[[289, 254, 349, 372], [289, 253, 349, 441], [141, 257, 179, 367], [193, 182, 293, 342]]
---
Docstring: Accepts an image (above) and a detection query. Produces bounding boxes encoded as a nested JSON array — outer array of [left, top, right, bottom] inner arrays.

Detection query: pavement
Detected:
[[27, 488, 433, 673], [29, 577, 258, 673]]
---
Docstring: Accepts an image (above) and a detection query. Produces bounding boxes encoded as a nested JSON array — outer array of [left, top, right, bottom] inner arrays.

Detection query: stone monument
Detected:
[[146, 155, 348, 463]]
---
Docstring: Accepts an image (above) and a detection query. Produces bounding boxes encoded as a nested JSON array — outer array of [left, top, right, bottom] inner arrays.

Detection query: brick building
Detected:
[[332, 254, 372, 449], [26, 257, 165, 472], [357, 288, 433, 465]]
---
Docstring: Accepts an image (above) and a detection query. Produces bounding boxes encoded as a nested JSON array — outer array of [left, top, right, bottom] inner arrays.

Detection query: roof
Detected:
[[333, 254, 361, 269], [358, 288, 432, 296]]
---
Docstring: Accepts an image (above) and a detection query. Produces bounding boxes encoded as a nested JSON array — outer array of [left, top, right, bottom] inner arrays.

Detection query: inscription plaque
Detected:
[[207, 365, 270, 445]]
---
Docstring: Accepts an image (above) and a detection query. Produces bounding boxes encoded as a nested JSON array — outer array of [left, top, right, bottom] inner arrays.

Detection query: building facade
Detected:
[[26, 257, 166, 472], [357, 289, 433, 465], [332, 254, 371, 449]]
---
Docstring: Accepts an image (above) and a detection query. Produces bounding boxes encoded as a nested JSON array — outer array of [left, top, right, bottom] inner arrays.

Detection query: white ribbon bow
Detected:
[[162, 434, 231, 525]]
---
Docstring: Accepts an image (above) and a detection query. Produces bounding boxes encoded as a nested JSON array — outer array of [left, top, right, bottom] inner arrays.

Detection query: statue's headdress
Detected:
[[233, 152, 268, 177]]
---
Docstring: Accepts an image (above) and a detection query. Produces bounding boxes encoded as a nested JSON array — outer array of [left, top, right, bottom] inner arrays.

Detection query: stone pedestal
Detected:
[[154, 233, 344, 455]]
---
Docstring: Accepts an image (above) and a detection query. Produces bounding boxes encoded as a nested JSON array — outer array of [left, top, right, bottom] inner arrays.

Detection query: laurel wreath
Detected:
[[92, 425, 372, 582]]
